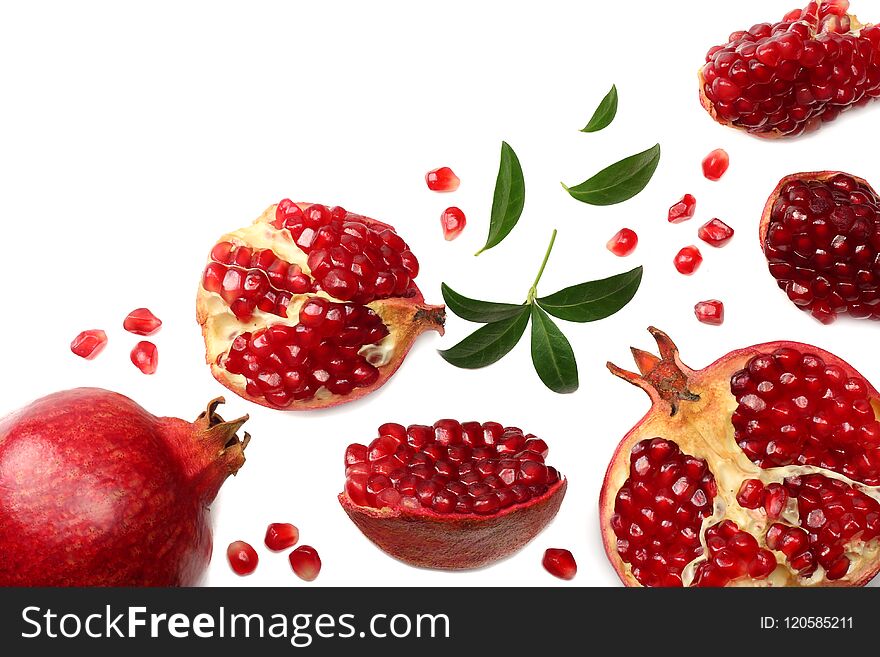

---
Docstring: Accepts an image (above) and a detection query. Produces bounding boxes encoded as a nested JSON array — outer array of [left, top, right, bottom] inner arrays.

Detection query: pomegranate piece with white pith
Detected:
[[601, 328, 880, 587], [761, 171, 880, 324], [339, 420, 566, 569], [196, 201, 444, 410], [699, 1, 880, 138]]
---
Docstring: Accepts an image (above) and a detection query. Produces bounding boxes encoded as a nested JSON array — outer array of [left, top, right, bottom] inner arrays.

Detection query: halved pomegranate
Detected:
[[197, 201, 445, 410], [339, 420, 566, 569], [601, 327, 880, 587]]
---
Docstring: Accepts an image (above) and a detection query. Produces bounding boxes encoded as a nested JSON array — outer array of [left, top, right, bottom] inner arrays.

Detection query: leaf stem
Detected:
[[527, 229, 557, 302]]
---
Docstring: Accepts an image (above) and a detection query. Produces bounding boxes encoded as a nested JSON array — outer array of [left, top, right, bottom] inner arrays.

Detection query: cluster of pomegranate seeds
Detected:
[[668, 194, 697, 223], [731, 347, 880, 485], [673, 246, 703, 275], [345, 421, 561, 516], [70, 329, 108, 360], [542, 548, 577, 580], [290, 546, 322, 581], [691, 520, 777, 586], [694, 300, 725, 325], [737, 478, 790, 517], [130, 341, 158, 375], [265, 523, 299, 551], [698, 218, 735, 247], [611, 438, 717, 587], [606, 228, 639, 257], [764, 173, 880, 324], [227, 540, 259, 576], [441, 207, 467, 241], [123, 308, 162, 335], [222, 299, 388, 408], [702, 149, 730, 181], [425, 166, 460, 192], [701, 1, 880, 137]]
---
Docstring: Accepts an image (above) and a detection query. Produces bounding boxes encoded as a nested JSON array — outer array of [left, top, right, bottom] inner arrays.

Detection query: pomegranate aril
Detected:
[[227, 541, 258, 575], [542, 548, 577, 580], [668, 194, 697, 223], [606, 228, 638, 257], [441, 207, 466, 241], [425, 166, 460, 192], [71, 330, 107, 360], [702, 149, 730, 181], [123, 308, 162, 335], [698, 218, 734, 247], [674, 246, 703, 275], [694, 300, 724, 326], [265, 523, 299, 551], [289, 545, 321, 581], [130, 341, 158, 375]]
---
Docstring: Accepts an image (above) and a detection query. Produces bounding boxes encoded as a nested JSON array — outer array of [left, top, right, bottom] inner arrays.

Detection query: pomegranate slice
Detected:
[[761, 171, 880, 324], [339, 420, 566, 569], [197, 201, 445, 410], [699, 1, 880, 138], [601, 328, 880, 587]]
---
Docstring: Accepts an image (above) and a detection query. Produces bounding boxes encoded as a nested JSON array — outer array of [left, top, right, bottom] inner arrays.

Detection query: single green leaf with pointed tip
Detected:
[[581, 85, 618, 133], [536, 266, 642, 323], [530, 304, 578, 394], [438, 308, 530, 369], [476, 141, 525, 255], [562, 143, 661, 206], [441, 283, 527, 323]]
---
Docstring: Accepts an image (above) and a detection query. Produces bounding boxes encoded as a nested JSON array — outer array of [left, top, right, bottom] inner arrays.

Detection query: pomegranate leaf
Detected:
[[530, 305, 578, 394], [581, 84, 618, 133], [536, 266, 642, 322], [562, 143, 661, 206], [438, 308, 530, 369], [441, 283, 527, 323], [476, 141, 525, 255]]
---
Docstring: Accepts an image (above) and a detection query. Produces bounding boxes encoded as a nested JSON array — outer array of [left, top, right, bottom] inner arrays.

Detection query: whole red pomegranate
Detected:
[[761, 171, 880, 324], [699, 1, 880, 138], [0, 388, 249, 586], [601, 328, 880, 587], [339, 420, 566, 569], [197, 200, 444, 410]]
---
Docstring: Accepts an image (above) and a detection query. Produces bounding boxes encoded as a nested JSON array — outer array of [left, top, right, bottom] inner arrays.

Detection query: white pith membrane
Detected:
[[604, 330, 880, 587]]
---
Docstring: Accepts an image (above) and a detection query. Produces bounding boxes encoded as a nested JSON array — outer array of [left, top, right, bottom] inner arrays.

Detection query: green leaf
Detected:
[[441, 283, 527, 323], [530, 305, 578, 394], [536, 266, 642, 323], [476, 141, 525, 255], [438, 308, 530, 369], [581, 85, 618, 133], [562, 143, 661, 206]]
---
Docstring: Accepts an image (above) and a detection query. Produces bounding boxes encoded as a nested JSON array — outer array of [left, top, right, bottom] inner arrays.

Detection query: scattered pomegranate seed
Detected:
[[702, 149, 730, 181], [668, 194, 697, 223], [265, 523, 299, 551], [227, 540, 258, 575], [441, 207, 466, 240], [694, 300, 724, 326], [130, 341, 158, 375], [698, 218, 734, 247], [425, 167, 460, 192], [70, 330, 107, 360], [542, 548, 577, 580], [123, 308, 162, 335], [606, 228, 638, 257], [673, 246, 703, 275], [289, 545, 321, 581]]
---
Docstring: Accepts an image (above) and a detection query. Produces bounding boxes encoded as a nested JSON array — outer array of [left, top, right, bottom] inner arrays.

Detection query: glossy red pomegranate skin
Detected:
[[0, 388, 249, 586]]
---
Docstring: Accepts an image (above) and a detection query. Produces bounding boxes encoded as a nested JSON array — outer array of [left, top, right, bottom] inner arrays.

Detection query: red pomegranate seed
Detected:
[[694, 300, 724, 326], [123, 308, 162, 335], [70, 330, 107, 360], [227, 540, 258, 575], [674, 246, 703, 275], [698, 218, 734, 247], [425, 167, 460, 192], [130, 341, 158, 375], [542, 548, 577, 580], [441, 207, 466, 240], [668, 194, 697, 223], [606, 228, 638, 256], [702, 149, 730, 181], [289, 545, 321, 581], [265, 523, 299, 551]]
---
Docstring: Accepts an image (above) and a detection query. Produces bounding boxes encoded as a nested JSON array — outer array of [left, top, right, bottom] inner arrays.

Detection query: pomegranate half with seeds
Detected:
[[339, 420, 566, 569], [699, 1, 880, 138], [197, 201, 445, 410], [601, 327, 880, 587]]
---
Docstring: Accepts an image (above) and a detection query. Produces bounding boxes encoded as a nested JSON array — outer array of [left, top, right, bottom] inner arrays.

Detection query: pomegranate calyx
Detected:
[[186, 397, 251, 500]]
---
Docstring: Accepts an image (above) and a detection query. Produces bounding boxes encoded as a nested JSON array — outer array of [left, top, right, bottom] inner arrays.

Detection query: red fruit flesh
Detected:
[[668, 194, 697, 224], [607, 228, 639, 257], [674, 246, 703, 275], [0, 389, 249, 586], [265, 523, 299, 551], [698, 218, 735, 247], [694, 300, 725, 325], [699, 1, 880, 138], [227, 541, 258, 575], [339, 420, 566, 569], [289, 546, 321, 581], [197, 201, 445, 411], [441, 207, 467, 240], [602, 328, 880, 587], [70, 329, 107, 360], [760, 171, 880, 324], [425, 167, 460, 192], [124, 308, 162, 335], [543, 548, 577, 580], [702, 149, 730, 181], [131, 341, 158, 375]]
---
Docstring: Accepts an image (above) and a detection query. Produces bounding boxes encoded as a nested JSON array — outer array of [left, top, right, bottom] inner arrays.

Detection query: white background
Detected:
[[1, 0, 879, 587]]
